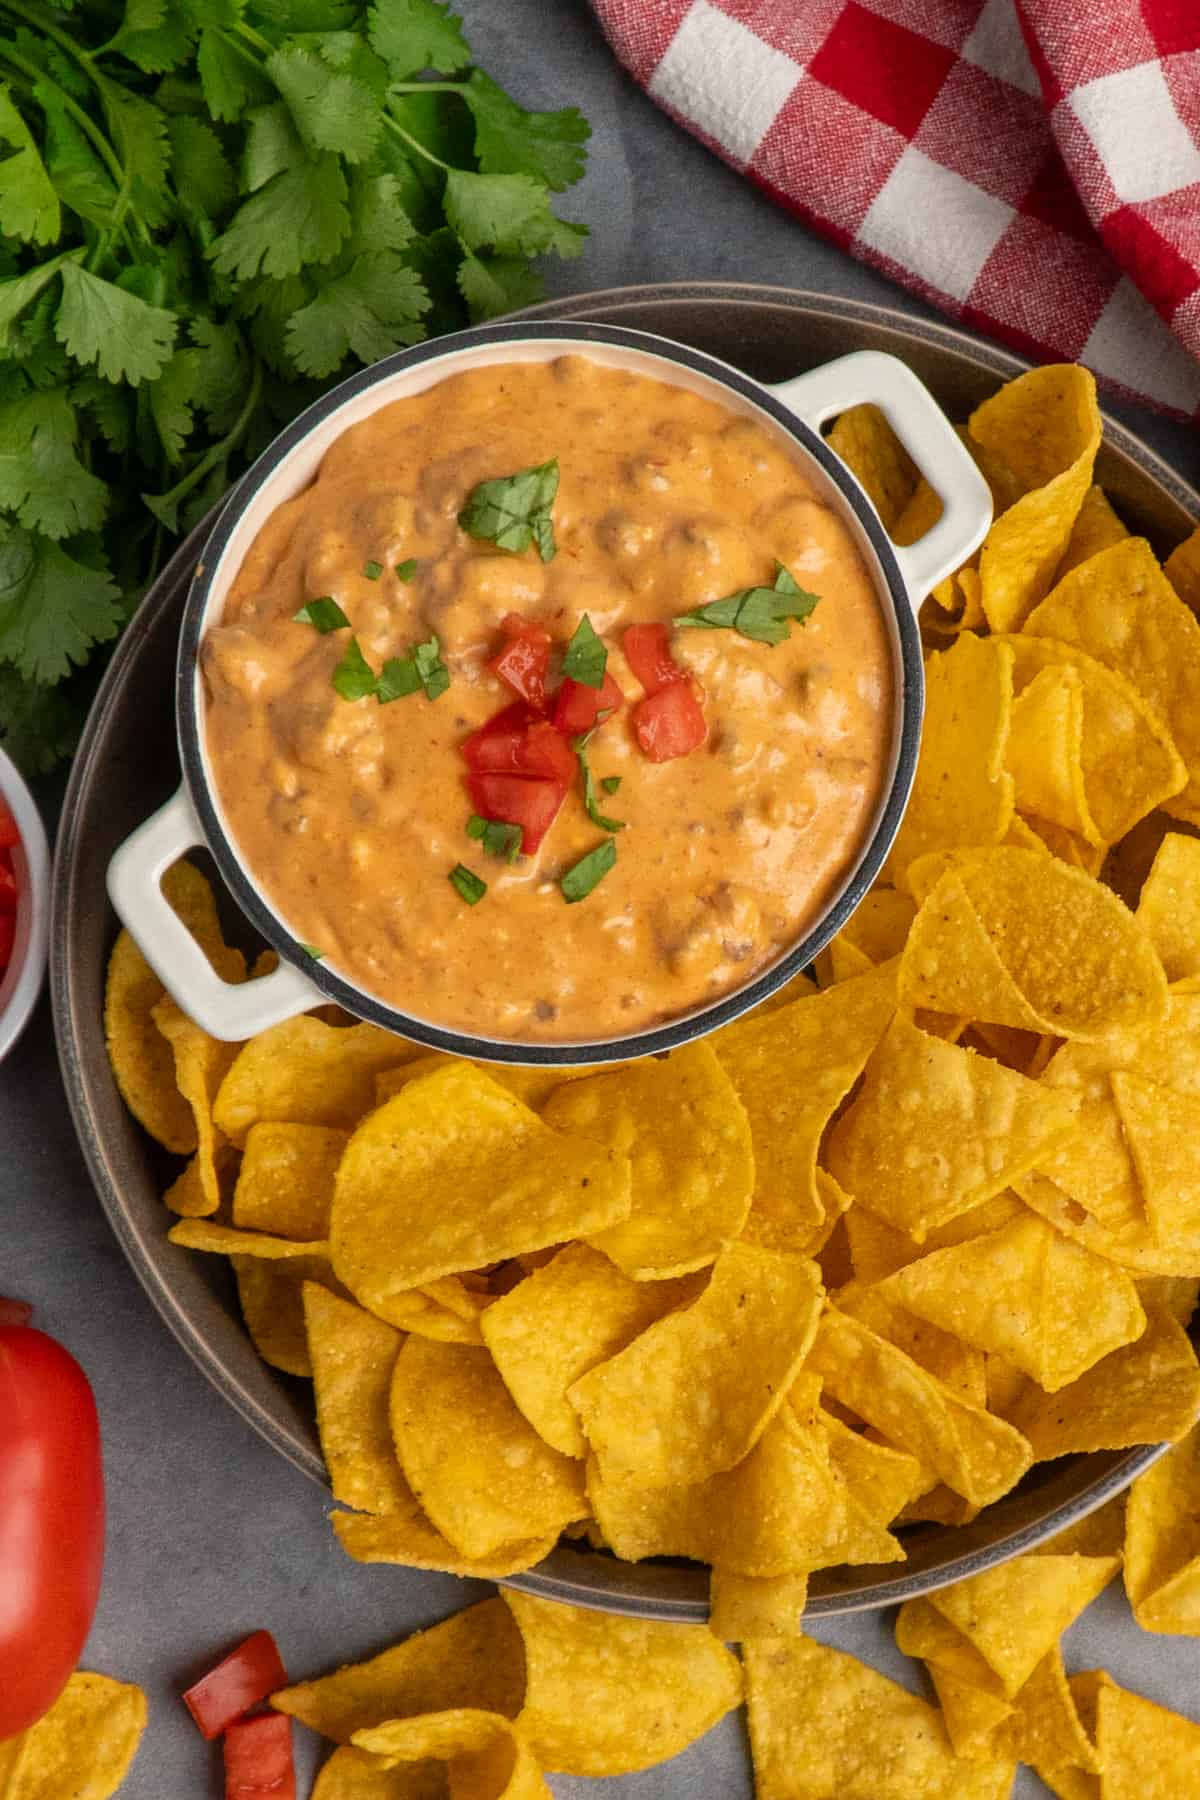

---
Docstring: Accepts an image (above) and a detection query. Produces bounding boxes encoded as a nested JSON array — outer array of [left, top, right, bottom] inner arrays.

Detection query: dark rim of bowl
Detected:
[[176, 319, 925, 1065]]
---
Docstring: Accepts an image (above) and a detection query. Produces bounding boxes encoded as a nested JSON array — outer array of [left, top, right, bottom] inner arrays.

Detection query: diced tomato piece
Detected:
[[0, 852, 15, 912], [551, 670, 625, 737], [183, 1632, 289, 1742], [0, 799, 17, 850], [0, 911, 14, 969], [466, 772, 566, 855], [623, 623, 686, 697], [488, 613, 552, 712], [462, 704, 575, 784], [224, 1712, 295, 1800], [633, 681, 708, 762]]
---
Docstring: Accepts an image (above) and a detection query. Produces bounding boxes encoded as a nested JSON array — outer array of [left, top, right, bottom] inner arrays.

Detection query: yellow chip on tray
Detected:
[[743, 1636, 1014, 1800], [568, 1241, 823, 1489], [352, 1710, 547, 1800], [390, 1337, 586, 1559], [926, 1664, 1014, 1759], [480, 1245, 699, 1458], [1135, 832, 1200, 981], [967, 363, 1101, 632], [213, 1016, 416, 1145], [899, 846, 1167, 1038], [1124, 1422, 1200, 1634], [926, 1552, 1119, 1698], [540, 1042, 754, 1279], [885, 633, 1014, 877], [331, 1063, 631, 1312], [311, 1744, 451, 1799], [234, 1256, 340, 1377], [834, 1279, 986, 1407], [502, 1591, 742, 1776], [825, 1015, 1079, 1239], [1112, 1072, 1200, 1244], [808, 1307, 1032, 1506], [826, 402, 918, 530], [303, 1284, 408, 1514], [1005, 663, 1099, 843], [997, 1645, 1100, 1777], [233, 1121, 346, 1238], [151, 995, 241, 1216], [1056, 482, 1129, 578], [331, 1507, 557, 1583], [1165, 524, 1200, 615], [1094, 1676, 1200, 1799], [844, 1193, 1022, 1283], [819, 1408, 924, 1523], [2, 1672, 148, 1800], [881, 1209, 1146, 1391], [1026, 536, 1200, 823], [711, 960, 896, 1250], [707, 1568, 810, 1643]]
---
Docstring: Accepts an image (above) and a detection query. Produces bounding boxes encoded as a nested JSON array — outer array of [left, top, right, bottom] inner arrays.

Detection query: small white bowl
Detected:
[[0, 746, 51, 1062]]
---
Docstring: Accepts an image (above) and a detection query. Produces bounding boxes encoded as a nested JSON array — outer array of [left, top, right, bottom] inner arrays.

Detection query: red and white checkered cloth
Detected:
[[590, 0, 1200, 419]]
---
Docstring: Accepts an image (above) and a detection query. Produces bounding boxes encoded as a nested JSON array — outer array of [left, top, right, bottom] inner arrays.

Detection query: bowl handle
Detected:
[[767, 350, 993, 608], [106, 787, 322, 1042]]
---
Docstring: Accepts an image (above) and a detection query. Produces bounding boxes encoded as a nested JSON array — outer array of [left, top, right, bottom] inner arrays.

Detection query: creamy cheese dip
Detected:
[[201, 355, 893, 1041]]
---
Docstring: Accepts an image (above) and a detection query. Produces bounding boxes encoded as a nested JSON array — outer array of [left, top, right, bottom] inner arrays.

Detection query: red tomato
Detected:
[[622, 623, 686, 696], [462, 704, 575, 785], [551, 670, 625, 737], [0, 909, 14, 970], [488, 613, 552, 712], [634, 682, 708, 762], [183, 1631, 289, 1741], [224, 1712, 295, 1800], [0, 1323, 105, 1738], [466, 772, 567, 854], [0, 797, 18, 850], [0, 849, 17, 911]]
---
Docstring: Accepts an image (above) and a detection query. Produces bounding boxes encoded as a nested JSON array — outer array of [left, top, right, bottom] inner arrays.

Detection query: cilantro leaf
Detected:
[[0, 86, 61, 245], [562, 615, 606, 688], [210, 155, 350, 281], [284, 252, 428, 378], [601, 775, 621, 795], [197, 28, 273, 123], [111, 11, 197, 76], [367, 0, 471, 77], [55, 263, 178, 386], [39, 89, 119, 229], [0, 661, 81, 774], [395, 558, 417, 581], [459, 459, 558, 560], [148, 350, 197, 462], [457, 250, 542, 324], [573, 731, 625, 833], [375, 653, 420, 700], [187, 317, 248, 432], [449, 862, 486, 905], [99, 87, 172, 230], [377, 632, 448, 702], [363, 559, 382, 580], [676, 562, 820, 646], [71, 376, 131, 452], [561, 838, 616, 904], [243, 103, 300, 193], [348, 172, 415, 254], [299, 942, 325, 960], [267, 46, 382, 165], [0, 252, 80, 350], [467, 813, 522, 862], [0, 528, 122, 684], [0, 388, 109, 537], [167, 116, 235, 218], [463, 70, 590, 193], [294, 596, 349, 631], [443, 169, 582, 258], [331, 633, 377, 699]]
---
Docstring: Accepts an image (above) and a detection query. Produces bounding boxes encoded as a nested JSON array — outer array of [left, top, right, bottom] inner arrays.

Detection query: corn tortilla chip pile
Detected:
[[0, 1672, 147, 1800]]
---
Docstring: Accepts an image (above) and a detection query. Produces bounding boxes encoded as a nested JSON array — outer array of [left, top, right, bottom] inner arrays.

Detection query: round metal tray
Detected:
[[53, 283, 1197, 1621]]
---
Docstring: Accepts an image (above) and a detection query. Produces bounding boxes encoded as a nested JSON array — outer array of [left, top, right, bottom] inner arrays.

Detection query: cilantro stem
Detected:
[[384, 114, 453, 173], [143, 355, 263, 519], [0, 0, 99, 81], [0, 39, 125, 194], [232, 21, 275, 58]]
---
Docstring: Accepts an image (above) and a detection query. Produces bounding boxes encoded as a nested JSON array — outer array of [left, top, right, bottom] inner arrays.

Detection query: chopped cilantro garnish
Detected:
[[363, 559, 383, 581], [450, 863, 487, 905], [561, 837, 617, 903], [395, 559, 419, 582], [458, 459, 559, 561], [676, 562, 820, 646], [299, 943, 324, 961], [562, 614, 607, 689], [467, 814, 523, 862], [331, 636, 378, 700], [376, 635, 450, 703], [294, 597, 349, 634], [572, 732, 625, 833], [601, 775, 622, 795]]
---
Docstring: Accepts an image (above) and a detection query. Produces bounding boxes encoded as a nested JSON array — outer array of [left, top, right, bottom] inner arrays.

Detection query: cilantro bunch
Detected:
[[0, 0, 590, 773]]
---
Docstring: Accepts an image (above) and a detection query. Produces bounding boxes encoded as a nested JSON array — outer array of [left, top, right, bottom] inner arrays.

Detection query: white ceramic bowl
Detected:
[[0, 746, 50, 1062]]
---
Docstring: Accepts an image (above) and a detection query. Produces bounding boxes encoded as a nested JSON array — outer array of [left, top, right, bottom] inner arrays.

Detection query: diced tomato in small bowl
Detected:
[[0, 748, 51, 1064]]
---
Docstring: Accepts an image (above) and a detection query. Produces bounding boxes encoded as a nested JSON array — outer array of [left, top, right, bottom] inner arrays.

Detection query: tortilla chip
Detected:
[[168, 1219, 328, 1258], [929, 1553, 1118, 1697], [503, 1591, 742, 1776], [883, 1209, 1144, 1391], [163, 1147, 235, 1219], [844, 1194, 1022, 1283], [744, 1636, 1014, 1800], [711, 961, 897, 1249], [1113, 1072, 1200, 1244], [1005, 662, 1100, 843], [1135, 833, 1200, 982], [303, 1284, 408, 1513], [834, 1279, 986, 1407], [331, 1508, 556, 1581], [569, 1242, 823, 1489], [1057, 483, 1129, 578], [2, 1671, 148, 1800], [1026, 536, 1200, 823], [541, 1043, 754, 1279], [272, 1598, 525, 1743], [826, 403, 919, 531], [927, 1665, 1014, 1759], [331, 1064, 630, 1313], [1165, 525, 1200, 615], [1095, 1678, 1200, 1798], [214, 1017, 416, 1145], [892, 474, 944, 549], [1005, 1300, 1200, 1456], [1124, 1422, 1200, 1634], [235, 1256, 339, 1376], [480, 1246, 698, 1458], [826, 1016, 1078, 1239], [352, 1710, 547, 1800], [819, 1409, 924, 1524], [707, 1568, 809, 1641], [968, 363, 1100, 632], [808, 1306, 1032, 1506], [886, 634, 1015, 878], [896, 1597, 1003, 1695], [234, 1121, 346, 1239], [390, 1337, 586, 1559], [899, 848, 1167, 1039], [151, 995, 241, 1214], [310, 1745, 442, 1800]]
